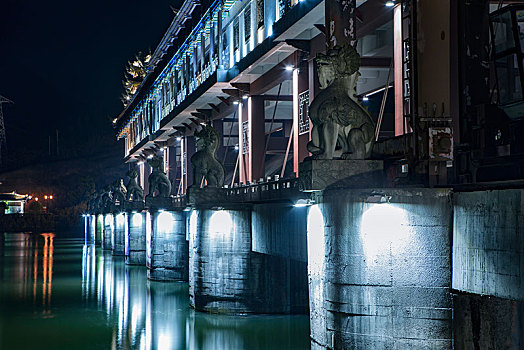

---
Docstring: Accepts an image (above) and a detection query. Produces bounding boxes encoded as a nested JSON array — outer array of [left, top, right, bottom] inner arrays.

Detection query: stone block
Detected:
[[299, 159, 384, 191]]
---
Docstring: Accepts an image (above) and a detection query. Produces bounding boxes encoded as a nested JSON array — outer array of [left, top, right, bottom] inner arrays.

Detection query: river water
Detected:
[[0, 233, 310, 349]]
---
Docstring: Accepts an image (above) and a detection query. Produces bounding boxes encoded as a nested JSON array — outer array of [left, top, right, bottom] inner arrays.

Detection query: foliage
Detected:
[[26, 201, 44, 213], [0, 201, 8, 214]]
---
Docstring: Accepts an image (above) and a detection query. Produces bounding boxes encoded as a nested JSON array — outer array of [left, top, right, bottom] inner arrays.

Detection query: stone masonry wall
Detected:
[[113, 213, 126, 256], [148, 210, 188, 281], [126, 212, 146, 265], [189, 208, 306, 314], [309, 188, 453, 349], [453, 189, 524, 300], [103, 214, 113, 250]]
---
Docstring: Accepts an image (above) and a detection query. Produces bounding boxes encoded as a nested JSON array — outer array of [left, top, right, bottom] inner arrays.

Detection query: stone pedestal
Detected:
[[147, 210, 188, 281], [112, 213, 126, 256], [299, 159, 384, 191], [125, 212, 147, 265], [308, 188, 453, 349]]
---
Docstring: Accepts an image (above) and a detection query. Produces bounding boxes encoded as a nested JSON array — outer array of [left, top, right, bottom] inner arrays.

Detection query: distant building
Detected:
[[0, 192, 29, 214]]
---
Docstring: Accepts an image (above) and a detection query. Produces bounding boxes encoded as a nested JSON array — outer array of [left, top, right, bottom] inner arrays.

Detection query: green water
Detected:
[[0, 234, 310, 349]]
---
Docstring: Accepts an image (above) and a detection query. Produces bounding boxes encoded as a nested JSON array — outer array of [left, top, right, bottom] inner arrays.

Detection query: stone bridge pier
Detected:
[[102, 214, 113, 250], [147, 209, 188, 281], [96, 214, 103, 246], [112, 212, 126, 256], [126, 211, 147, 265], [188, 199, 308, 314], [308, 188, 453, 349]]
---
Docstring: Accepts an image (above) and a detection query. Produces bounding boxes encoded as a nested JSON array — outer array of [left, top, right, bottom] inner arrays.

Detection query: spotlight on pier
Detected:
[[385, 1, 395, 7], [285, 65, 294, 71], [294, 198, 314, 207]]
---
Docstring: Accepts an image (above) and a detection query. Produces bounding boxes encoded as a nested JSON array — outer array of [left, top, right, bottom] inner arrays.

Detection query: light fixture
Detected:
[[233, 101, 239, 105], [365, 194, 391, 203], [234, 144, 239, 151], [362, 96, 369, 101], [49, 195, 53, 199], [176, 136, 182, 142], [294, 198, 315, 207], [285, 65, 294, 71], [242, 95, 248, 100], [385, 1, 395, 7]]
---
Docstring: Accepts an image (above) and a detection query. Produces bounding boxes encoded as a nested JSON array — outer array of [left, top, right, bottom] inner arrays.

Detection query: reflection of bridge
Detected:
[[81, 246, 309, 349]]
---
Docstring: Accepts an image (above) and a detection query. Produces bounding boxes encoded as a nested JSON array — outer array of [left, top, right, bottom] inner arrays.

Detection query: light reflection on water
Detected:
[[0, 234, 310, 350]]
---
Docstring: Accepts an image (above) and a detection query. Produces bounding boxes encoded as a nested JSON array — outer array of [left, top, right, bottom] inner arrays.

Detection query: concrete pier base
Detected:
[[308, 188, 453, 349], [147, 210, 188, 281], [96, 214, 103, 246], [112, 213, 126, 256], [189, 206, 308, 314], [89, 215, 96, 243], [126, 211, 147, 265], [102, 214, 113, 250]]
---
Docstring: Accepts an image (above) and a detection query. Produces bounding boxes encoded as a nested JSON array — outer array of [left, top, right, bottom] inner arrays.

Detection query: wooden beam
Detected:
[[262, 95, 293, 101], [285, 39, 311, 53], [230, 83, 250, 93], [222, 88, 240, 98], [250, 52, 298, 95], [360, 56, 392, 68], [208, 103, 220, 112], [195, 108, 212, 117], [217, 96, 230, 106]]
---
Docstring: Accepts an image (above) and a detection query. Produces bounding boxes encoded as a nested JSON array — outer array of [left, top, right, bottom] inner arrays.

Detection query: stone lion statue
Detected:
[[307, 44, 375, 159], [147, 155, 171, 197], [190, 124, 225, 187], [111, 178, 127, 204], [100, 185, 113, 209], [125, 169, 144, 201]]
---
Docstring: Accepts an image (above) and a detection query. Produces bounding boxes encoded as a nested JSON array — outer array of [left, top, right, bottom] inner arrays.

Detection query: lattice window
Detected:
[[242, 121, 249, 154], [234, 20, 240, 51], [298, 90, 310, 135], [244, 7, 251, 41], [257, 0, 264, 29]]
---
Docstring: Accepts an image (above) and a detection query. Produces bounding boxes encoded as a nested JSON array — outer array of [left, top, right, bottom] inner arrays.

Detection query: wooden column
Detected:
[[325, 0, 356, 48], [393, 4, 404, 136], [293, 65, 310, 176], [180, 138, 188, 194], [249, 96, 266, 181], [168, 145, 177, 186], [212, 119, 226, 166], [238, 101, 248, 183]]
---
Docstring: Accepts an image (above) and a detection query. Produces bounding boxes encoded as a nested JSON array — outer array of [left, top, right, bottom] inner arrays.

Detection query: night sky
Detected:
[[0, 0, 179, 167]]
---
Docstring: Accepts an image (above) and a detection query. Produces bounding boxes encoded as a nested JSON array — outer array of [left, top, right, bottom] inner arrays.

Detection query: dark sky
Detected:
[[0, 0, 178, 165]]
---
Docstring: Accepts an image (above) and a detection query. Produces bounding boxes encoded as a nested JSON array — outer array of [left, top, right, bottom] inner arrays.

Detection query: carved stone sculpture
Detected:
[[147, 155, 171, 197], [112, 178, 127, 204], [190, 124, 225, 188], [126, 169, 144, 201], [100, 186, 113, 210], [307, 44, 375, 159]]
